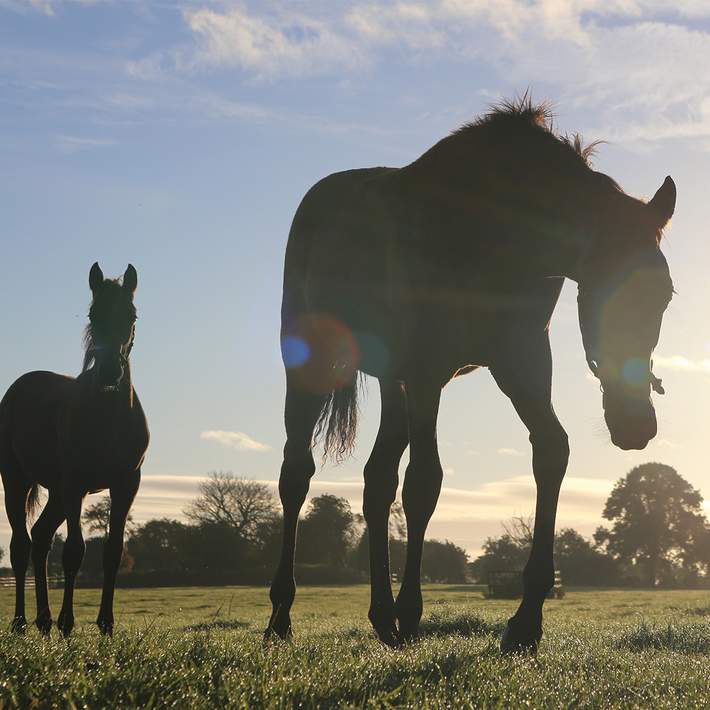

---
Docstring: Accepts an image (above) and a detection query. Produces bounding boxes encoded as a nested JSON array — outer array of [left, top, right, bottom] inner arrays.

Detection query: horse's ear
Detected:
[[123, 264, 138, 296], [647, 176, 676, 228], [89, 262, 104, 292]]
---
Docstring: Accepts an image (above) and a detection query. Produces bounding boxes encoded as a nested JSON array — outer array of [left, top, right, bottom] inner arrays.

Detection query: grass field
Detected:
[[0, 584, 709, 708]]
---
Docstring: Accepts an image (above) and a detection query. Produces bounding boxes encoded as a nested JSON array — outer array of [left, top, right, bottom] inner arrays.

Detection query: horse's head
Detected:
[[578, 176, 676, 450], [85, 262, 138, 393]]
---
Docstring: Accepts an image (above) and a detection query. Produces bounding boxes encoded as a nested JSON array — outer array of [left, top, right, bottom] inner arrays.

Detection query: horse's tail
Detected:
[[313, 371, 361, 463], [26, 483, 41, 520]]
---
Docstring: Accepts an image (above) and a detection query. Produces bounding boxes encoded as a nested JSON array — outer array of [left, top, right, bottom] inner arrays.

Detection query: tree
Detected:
[[252, 514, 284, 567], [184, 472, 278, 543], [48, 533, 134, 578], [468, 516, 622, 586], [352, 501, 407, 575], [422, 540, 468, 583], [554, 528, 621, 586], [47, 533, 64, 576], [502, 515, 534, 548], [128, 518, 251, 573], [468, 533, 529, 582], [82, 497, 134, 537], [389, 502, 407, 540], [128, 519, 192, 572], [298, 494, 358, 567], [181, 522, 249, 572], [595, 463, 709, 586]]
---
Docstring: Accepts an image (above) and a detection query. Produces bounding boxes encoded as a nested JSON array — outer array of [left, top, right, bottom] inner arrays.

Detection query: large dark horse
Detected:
[[0, 263, 149, 636], [265, 98, 676, 652]]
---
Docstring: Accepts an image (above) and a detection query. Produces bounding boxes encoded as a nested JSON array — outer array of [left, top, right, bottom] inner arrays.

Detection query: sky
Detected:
[[2, 0, 710, 557]]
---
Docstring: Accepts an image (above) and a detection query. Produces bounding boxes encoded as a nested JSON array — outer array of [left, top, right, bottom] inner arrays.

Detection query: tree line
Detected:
[[29, 473, 468, 586], [472, 463, 710, 587], [1, 462, 708, 588]]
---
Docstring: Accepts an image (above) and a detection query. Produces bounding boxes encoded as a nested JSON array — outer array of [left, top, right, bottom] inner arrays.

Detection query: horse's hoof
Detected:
[[374, 627, 400, 648], [263, 623, 292, 646], [97, 619, 114, 636], [57, 612, 74, 638], [35, 614, 53, 636], [371, 622, 400, 648], [10, 616, 27, 634], [394, 603, 421, 645], [368, 607, 400, 648], [500, 618, 542, 655]]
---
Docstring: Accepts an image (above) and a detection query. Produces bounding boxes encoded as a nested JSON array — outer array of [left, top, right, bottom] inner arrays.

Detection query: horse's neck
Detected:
[[78, 363, 135, 408], [403, 154, 601, 283], [122, 362, 134, 407]]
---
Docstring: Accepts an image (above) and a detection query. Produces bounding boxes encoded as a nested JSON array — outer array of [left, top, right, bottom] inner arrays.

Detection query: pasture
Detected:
[[0, 585, 709, 708]]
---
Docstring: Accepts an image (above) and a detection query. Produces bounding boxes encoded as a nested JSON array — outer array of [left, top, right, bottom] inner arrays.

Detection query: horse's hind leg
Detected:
[[31, 492, 65, 635], [265, 376, 327, 641], [57, 490, 85, 637], [364, 378, 408, 647], [1, 470, 32, 632], [395, 377, 443, 642]]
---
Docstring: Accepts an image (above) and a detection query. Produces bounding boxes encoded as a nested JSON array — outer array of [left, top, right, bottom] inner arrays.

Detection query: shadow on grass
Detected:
[[184, 620, 248, 633], [617, 622, 710, 653], [418, 611, 505, 639]]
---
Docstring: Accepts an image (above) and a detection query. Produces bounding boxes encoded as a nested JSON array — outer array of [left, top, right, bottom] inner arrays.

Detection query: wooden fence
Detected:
[[0, 577, 63, 589]]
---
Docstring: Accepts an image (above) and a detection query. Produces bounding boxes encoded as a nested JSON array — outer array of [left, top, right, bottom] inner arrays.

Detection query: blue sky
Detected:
[[2, 0, 710, 555]]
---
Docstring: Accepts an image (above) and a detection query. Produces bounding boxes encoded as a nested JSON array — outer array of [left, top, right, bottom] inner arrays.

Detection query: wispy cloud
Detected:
[[9, 1, 710, 147], [1, 0, 104, 14], [183, 5, 364, 77], [200, 430, 271, 452], [128, 1, 710, 146], [497, 447, 525, 457], [656, 438, 681, 450], [653, 355, 710, 373], [0, 0, 55, 14]]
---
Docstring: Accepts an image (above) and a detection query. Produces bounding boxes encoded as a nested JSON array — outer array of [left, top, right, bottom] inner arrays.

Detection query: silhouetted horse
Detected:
[[265, 98, 676, 652], [0, 263, 148, 636]]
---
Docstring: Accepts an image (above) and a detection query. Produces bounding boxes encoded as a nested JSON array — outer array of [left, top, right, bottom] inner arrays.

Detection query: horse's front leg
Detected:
[[57, 489, 85, 637], [394, 377, 443, 643], [364, 378, 408, 647], [97, 471, 140, 635], [491, 331, 569, 653]]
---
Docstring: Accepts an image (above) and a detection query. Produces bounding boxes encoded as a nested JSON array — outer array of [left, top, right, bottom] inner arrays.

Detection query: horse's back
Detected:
[[282, 164, 565, 379]]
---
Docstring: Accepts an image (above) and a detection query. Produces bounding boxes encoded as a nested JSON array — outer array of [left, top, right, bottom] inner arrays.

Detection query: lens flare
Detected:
[[283, 314, 360, 393], [622, 358, 648, 387], [281, 335, 310, 368]]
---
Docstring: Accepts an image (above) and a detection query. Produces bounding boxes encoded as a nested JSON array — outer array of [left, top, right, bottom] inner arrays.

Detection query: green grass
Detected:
[[0, 585, 709, 708]]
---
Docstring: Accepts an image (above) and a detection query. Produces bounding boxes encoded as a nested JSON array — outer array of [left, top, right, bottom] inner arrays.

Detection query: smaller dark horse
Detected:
[[0, 263, 149, 636]]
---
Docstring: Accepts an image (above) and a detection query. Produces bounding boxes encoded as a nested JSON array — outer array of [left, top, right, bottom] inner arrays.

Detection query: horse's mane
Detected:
[[82, 326, 94, 373], [450, 97, 671, 246], [451, 94, 604, 170]]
